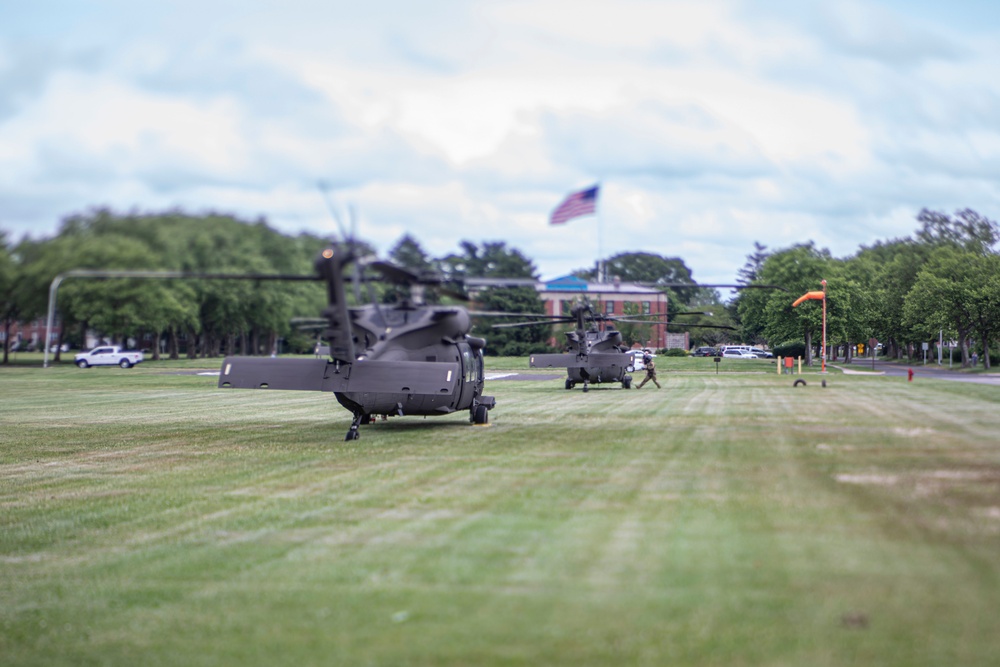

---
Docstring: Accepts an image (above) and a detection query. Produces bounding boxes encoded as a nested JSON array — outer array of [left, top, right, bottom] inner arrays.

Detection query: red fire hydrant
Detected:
[[908, 368, 914, 382]]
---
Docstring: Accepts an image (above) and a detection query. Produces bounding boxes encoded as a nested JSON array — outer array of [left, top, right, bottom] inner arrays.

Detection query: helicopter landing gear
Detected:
[[472, 404, 489, 425], [622, 375, 632, 389], [565, 378, 575, 390], [582, 381, 589, 393], [345, 412, 366, 441]]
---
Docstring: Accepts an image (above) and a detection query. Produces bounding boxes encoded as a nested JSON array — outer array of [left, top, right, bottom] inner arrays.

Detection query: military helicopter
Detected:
[[492, 300, 671, 391], [217, 241, 497, 440]]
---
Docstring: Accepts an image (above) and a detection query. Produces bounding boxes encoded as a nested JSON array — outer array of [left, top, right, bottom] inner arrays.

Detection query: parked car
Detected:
[[722, 349, 758, 359], [691, 346, 718, 357], [751, 348, 774, 358]]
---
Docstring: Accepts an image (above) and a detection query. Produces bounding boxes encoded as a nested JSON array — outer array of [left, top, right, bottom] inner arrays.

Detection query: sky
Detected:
[[2, 0, 999, 288]]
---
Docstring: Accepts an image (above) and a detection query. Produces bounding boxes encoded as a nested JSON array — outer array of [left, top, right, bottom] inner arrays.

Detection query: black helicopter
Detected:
[[493, 300, 669, 391], [216, 242, 496, 440]]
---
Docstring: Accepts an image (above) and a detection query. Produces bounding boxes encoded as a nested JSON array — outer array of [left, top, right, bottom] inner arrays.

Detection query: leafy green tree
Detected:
[[439, 240, 537, 281], [737, 242, 770, 285], [12, 209, 329, 360], [904, 247, 1000, 368], [576, 251, 717, 312], [474, 286, 549, 355], [0, 232, 17, 363], [915, 208, 999, 254], [379, 234, 435, 305], [670, 308, 737, 349], [438, 240, 549, 355], [732, 242, 771, 345], [748, 242, 833, 365], [615, 302, 653, 348], [388, 234, 434, 272]]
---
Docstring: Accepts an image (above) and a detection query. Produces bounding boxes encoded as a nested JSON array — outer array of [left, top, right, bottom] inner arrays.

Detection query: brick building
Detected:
[[1, 318, 62, 351], [536, 275, 672, 349]]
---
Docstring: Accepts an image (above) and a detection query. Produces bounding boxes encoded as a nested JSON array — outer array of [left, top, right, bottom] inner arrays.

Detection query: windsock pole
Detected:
[[792, 281, 828, 372], [820, 279, 827, 373]]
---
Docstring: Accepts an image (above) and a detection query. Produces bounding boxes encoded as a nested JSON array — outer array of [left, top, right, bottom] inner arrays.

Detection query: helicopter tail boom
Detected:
[[218, 357, 461, 394], [529, 352, 630, 370]]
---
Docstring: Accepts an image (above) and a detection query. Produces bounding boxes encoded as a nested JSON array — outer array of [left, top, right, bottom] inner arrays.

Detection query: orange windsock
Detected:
[[792, 291, 825, 307]]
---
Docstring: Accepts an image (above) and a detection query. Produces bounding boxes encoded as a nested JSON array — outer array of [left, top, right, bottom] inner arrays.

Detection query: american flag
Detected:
[[549, 185, 599, 225]]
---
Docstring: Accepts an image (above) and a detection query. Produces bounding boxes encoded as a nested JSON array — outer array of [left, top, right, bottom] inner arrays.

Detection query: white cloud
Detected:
[[2, 0, 1000, 289]]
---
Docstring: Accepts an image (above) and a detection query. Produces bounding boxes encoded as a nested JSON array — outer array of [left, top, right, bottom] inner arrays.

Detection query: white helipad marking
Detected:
[[198, 371, 221, 376], [486, 373, 518, 380]]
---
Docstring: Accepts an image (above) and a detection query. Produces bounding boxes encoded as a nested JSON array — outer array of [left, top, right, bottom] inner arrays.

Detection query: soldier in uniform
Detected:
[[636, 351, 661, 389]]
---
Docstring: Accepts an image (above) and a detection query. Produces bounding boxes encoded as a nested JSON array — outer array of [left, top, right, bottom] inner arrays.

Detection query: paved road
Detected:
[[833, 359, 1000, 386]]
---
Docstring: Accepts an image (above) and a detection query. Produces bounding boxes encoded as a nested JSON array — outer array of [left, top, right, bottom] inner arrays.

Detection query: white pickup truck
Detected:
[[74, 346, 144, 369]]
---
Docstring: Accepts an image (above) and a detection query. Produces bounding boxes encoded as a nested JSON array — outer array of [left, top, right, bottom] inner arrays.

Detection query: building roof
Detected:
[[541, 275, 664, 295], [463, 275, 667, 297]]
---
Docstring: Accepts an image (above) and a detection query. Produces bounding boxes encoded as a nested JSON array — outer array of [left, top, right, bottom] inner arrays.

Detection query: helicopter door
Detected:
[[457, 343, 478, 409]]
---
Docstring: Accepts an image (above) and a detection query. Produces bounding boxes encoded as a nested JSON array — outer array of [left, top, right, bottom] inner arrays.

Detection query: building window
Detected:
[[605, 301, 614, 314], [642, 301, 651, 314]]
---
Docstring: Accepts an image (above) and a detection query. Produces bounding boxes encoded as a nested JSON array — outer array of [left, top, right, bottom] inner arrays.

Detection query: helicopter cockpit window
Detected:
[[462, 347, 475, 382]]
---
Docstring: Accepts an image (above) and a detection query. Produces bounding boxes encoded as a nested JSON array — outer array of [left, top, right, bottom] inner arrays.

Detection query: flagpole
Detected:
[[596, 181, 603, 283]]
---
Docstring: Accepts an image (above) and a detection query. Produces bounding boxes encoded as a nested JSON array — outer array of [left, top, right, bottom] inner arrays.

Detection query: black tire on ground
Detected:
[[622, 376, 632, 389], [473, 404, 489, 424], [565, 379, 574, 390], [793, 379, 807, 387]]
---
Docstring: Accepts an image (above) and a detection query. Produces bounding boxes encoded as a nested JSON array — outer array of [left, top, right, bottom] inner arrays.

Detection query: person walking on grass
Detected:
[[636, 351, 661, 389]]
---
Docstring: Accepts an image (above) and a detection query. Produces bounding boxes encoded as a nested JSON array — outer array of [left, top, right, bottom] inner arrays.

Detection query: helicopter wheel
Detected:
[[622, 376, 632, 389], [582, 383, 589, 393], [565, 379, 574, 390], [472, 404, 489, 425], [346, 413, 365, 441]]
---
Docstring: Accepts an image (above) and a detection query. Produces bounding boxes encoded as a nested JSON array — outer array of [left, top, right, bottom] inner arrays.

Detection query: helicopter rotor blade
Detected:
[[602, 314, 669, 321], [346, 204, 363, 303], [50, 269, 320, 282], [491, 318, 576, 329], [317, 181, 349, 241], [612, 318, 673, 324], [434, 283, 471, 302], [367, 260, 421, 285], [637, 282, 789, 293], [666, 322, 738, 330], [469, 311, 559, 318]]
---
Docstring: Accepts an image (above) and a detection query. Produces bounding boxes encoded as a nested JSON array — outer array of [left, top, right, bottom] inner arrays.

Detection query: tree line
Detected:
[[733, 208, 1000, 369], [0, 209, 558, 362], [3, 206, 996, 366]]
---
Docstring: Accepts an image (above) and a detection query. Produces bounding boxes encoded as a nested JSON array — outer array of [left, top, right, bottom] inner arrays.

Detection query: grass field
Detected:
[[2, 357, 1000, 666]]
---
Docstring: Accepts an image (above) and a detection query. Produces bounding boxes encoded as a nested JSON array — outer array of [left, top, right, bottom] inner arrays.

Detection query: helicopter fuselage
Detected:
[[333, 303, 490, 417], [217, 243, 495, 439], [219, 304, 493, 420], [529, 327, 633, 390]]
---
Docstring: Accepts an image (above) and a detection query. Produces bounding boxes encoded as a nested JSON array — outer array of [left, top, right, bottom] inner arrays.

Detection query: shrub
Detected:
[[663, 348, 688, 357], [773, 340, 806, 359]]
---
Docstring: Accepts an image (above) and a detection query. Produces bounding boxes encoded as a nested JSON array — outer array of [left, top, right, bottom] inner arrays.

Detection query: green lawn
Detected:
[[2, 359, 999, 666]]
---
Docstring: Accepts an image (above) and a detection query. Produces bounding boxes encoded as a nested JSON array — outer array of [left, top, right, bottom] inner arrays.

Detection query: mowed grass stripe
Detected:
[[2, 363, 1000, 665]]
